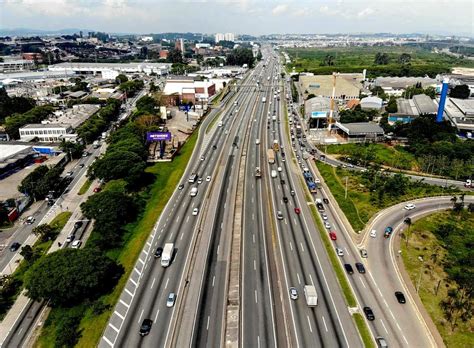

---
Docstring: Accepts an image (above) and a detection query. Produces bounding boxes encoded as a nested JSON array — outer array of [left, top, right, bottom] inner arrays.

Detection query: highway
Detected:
[[99, 66, 260, 347]]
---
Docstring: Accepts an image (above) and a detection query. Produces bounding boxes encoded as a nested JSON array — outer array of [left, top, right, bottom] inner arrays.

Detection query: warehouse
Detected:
[[299, 74, 362, 101], [360, 96, 383, 110], [0, 144, 36, 180], [334, 122, 385, 142]]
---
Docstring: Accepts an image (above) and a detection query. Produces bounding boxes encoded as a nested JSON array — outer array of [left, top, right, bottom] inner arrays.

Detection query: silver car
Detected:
[[167, 292, 176, 307]]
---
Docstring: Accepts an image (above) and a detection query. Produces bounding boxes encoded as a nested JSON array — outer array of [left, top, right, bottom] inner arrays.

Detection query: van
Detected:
[[190, 187, 198, 197], [271, 170, 277, 178], [188, 173, 198, 183]]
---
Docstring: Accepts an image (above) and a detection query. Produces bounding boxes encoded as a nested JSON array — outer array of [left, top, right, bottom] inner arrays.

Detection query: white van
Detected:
[[190, 187, 198, 197], [271, 170, 277, 178]]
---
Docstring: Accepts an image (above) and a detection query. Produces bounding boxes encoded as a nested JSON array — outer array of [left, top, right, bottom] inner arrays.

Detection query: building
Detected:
[[159, 50, 169, 60], [334, 122, 385, 142], [48, 62, 171, 78], [304, 97, 332, 129], [374, 76, 439, 90], [413, 94, 437, 115], [299, 74, 362, 101], [443, 98, 474, 135], [0, 144, 37, 179], [175, 38, 184, 53], [19, 124, 74, 142], [360, 96, 383, 110], [0, 60, 34, 73], [388, 94, 437, 124], [162, 78, 216, 106], [224, 33, 235, 42], [215, 33, 225, 43]]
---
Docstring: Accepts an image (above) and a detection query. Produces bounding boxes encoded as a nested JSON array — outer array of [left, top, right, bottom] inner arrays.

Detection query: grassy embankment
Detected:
[[36, 130, 199, 347], [0, 211, 71, 320], [315, 161, 459, 232], [400, 211, 474, 347], [77, 179, 92, 195]]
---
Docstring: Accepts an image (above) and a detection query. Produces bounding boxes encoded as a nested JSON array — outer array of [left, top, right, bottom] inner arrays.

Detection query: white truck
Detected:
[[304, 285, 318, 306], [161, 243, 174, 267]]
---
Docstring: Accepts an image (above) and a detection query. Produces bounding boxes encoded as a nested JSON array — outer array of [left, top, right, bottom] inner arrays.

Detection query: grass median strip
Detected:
[[353, 313, 375, 348], [78, 179, 92, 195]]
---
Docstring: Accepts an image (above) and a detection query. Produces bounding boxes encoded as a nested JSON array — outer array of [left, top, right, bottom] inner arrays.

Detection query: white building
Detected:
[[224, 33, 235, 42], [215, 33, 225, 43], [360, 96, 383, 110], [0, 60, 34, 73], [19, 124, 74, 142], [48, 62, 171, 78]]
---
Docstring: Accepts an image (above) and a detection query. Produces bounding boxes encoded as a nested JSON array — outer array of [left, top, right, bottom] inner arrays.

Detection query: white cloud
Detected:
[[272, 4, 288, 16], [357, 7, 374, 18]]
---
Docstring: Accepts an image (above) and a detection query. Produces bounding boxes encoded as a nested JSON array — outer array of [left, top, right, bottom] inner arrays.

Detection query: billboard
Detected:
[[311, 111, 327, 119], [147, 132, 171, 141]]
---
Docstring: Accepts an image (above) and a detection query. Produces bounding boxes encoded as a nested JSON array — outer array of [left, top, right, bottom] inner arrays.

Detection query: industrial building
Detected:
[[0, 60, 34, 73], [389, 94, 437, 124], [304, 97, 332, 129], [299, 74, 362, 101], [443, 98, 474, 135], [360, 96, 383, 110], [374, 76, 439, 90], [334, 122, 385, 142], [0, 144, 36, 180]]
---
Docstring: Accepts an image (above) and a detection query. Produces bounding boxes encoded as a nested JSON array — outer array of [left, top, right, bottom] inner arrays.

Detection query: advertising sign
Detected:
[[147, 132, 171, 141], [311, 111, 327, 119]]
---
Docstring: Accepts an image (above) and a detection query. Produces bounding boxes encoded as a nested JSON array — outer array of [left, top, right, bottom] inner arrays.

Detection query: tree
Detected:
[[226, 47, 255, 68], [24, 248, 123, 307], [135, 95, 159, 114], [306, 93, 316, 100], [32, 224, 57, 242], [449, 85, 470, 99], [398, 53, 411, 64], [321, 54, 335, 66], [386, 96, 398, 113], [374, 52, 390, 65], [256, 50, 263, 61], [59, 140, 85, 160], [89, 150, 146, 184], [20, 245, 35, 263], [115, 74, 128, 84], [168, 49, 183, 64]]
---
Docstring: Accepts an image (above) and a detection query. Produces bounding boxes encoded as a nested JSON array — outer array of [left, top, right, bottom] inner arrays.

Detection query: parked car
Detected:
[[93, 186, 102, 193], [395, 291, 406, 304], [139, 319, 152, 336], [71, 240, 82, 249], [363, 307, 375, 321], [355, 262, 366, 274], [74, 221, 83, 230], [9, 242, 21, 252], [66, 234, 75, 243]]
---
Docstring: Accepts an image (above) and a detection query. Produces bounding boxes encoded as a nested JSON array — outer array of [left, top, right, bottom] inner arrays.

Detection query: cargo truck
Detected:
[[267, 149, 275, 164], [273, 139, 280, 152], [161, 243, 174, 267], [255, 167, 262, 178], [304, 285, 318, 306]]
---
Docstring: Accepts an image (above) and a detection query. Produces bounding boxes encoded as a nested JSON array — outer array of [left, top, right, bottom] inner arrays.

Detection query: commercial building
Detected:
[[360, 96, 383, 110], [443, 98, 474, 135], [215, 33, 235, 43], [299, 74, 362, 101], [19, 124, 74, 142], [162, 78, 216, 106], [304, 97, 332, 129], [334, 122, 385, 142], [0, 144, 36, 180], [48, 62, 171, 78], [0, 60, 34, 73], [388, 94, 437, 124]]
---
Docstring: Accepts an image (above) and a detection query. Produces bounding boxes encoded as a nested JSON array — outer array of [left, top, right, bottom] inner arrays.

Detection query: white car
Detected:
[[404, 203, 416, 210], [277, 167, 282, 172], [322, 213, 328, 220], [336, 247, 344, 257], [71, 240, 82, 249], [197, 178, 203, 184], [66, 234, 75, 243], [25, 216, 35, 224], [166, 292, 176, 307], [206, 176, 211, 182], [192, 208, 199, 216], [370, 229, 377, 238], [324, 221, 331, 229]]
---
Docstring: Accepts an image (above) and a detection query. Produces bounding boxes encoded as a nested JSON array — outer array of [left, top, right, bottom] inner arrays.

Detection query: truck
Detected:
[[273, 139, 280, 152], [267, 149, 275, 164], [304, 285, 318, 306], [296, 125, 302, 137], [262, 97, 266, 103], [255, 167, 262, 178], [161, 243, 174, 267], [302, 151, 310, 160]]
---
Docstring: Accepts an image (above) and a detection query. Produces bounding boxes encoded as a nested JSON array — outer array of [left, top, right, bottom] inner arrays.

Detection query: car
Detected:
[[197, 178, 203, 184], [330, 232, 337, 241], [93, 186, 102, 193], [290, 190, 295, 196], [66, 234, 75, 243], [336, 247, 344, 256], [363, 306, 375, 321], [355, 262, 366, 273], [79, 163, 85, 168], [277, 211, 283, 220], [323, 198, 329, 204], [294, 207, 301, 214], [277, 167, 282, 172], [404, 203, 416, 210], [66, 171, 74, 176], [289, 287, 298, 300], [283, 196, 289, 203], [25, 216, 35, 224], [384, 226, 393, 238], [322, 213, 328, 220], [9, 242, 21, 252], [82, 152, 89, 157], [282, 158, 285, 162], [154, 247, 163, 258], [280, 179, 285, 185], [298, 160, 302, 164], [71, 240, 82, 249], [324, 221, 331, 229], [200, 156, 205, 161], [47, 199, 55, 206], [370, 229, 377, 238], [395, 291, 406, 304], [74, 221, 83, 230], [376, 337, 388, 348], [166, 292, 176, 307], [206, 176, 211, 182], [360, 248, 368, 258], [178, 184, 184, 190], [192, 208, 199, 216], [139, 318, 153, 336], [344, 264, 354, 274]]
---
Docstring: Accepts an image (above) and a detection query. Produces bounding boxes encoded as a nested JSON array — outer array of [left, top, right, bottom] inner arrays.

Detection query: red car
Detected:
[[329, 232, 337, 240], [294, 207, 301, 214], [93, 186, 102, 193]]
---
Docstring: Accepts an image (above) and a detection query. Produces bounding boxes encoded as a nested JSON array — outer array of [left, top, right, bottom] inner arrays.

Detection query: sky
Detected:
[[0, 0, 472, 36]]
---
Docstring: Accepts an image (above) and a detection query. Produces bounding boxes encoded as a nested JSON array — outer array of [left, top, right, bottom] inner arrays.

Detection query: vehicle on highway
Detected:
[[9, 242, 21, 252], [192, 207, 199, 216], [139, 318, 152, 336], [395, 291, 406, 304], [363, 306, 375, 321], [360, 248, 368, 258], [344, 264, 354, 274], [178, 184, 184, 190], [218, 121, 223, 127], [74, 221, 83, 230], [336, 247, 344, 256], [167, 292, 176, 307], [82, 151, 89, 157], [294, 207, 301, 214], [200, 156, 205, 161], [188, 173, 198, 183], [283, 196, 288, 203], [330, 232, 337, 241], [323, 198, 329, 204], [376, 337, 388, 348], [404, 203, 416, 210], [304, 285, 318, 306], [66, 234, 75, 243], [71, 240, 82, 249], [267, 149, 275, 164], [277, 166, 282, 172], [25, 216, 35, 224], [206, 176, 211, 182], [271, 170, 277, 178], [154, 247, 163, 258], [197, 178, 203, 184], [280, 179, 285, 185], [289, 287, 298, 300], [66, 171, 74, 176], [324, 221, 331, 229], [322, 213, 328, 220], [255, 139, 260, 145], [370, 229, 377, 238], [290, 190, 295, 196], [465, 179, 472, 188], [161, 243, 174, 267], [190, 187, 198, 197], [355, 262, 366, 273], [212, 144, 217, 150], [384, 226, 393, 238], [79, 163, 85, 168], [277, 211, 283, 220]]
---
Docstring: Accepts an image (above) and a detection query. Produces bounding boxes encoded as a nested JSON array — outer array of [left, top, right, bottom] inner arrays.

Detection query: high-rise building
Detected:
[[224, 33, 235, 42], [175, 38, 184, 53], [214, 33, 225, 43]]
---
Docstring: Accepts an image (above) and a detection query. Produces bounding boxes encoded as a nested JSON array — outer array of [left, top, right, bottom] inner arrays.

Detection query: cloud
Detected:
[[357, 7, 375, 18], [272, 4, 288, 16]]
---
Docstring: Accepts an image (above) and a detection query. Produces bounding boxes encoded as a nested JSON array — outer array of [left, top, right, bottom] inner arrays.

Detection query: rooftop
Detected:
[[336, 122, 384, 136], [374, 76, 438, 89], [21, 123, 72, 129], [300, 75, 362, 99], [0, 144, 33, 162], [413, 94, 437, 114], [450, 98, 474, 116]]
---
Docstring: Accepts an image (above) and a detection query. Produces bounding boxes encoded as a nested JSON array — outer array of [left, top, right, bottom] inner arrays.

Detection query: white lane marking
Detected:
[[380, 319, 389, 334], [146, 240, 152, 247], [134, 267, 141, 275], [125, 288, 134, 297], [255, 290, 258, 303], [294, 218, 297, 225], [143, 249, 149, 256], [296, 273, 301, 285], [289, 242, 293, 251], [300, 242, 305, 252], [257, 336, 261, 348], [254, 260, 256, 271], [150, 277, 156, 290], [192, 201, 195, 208], [217, 244, 220, 255], [322, 316, 328, 332], [176, 215, 180, 222], [309, 274, 314, 286], [284, 219, 287, 225], [164, 277, 169, 289], [359, 276, 367, 289], [396, 322, 402, 331], [138, 309, 144, 324], [138, 258, 145, 265], [212, 275, 215, 287], [182, 201, 186, 208], [383, 299, 389, 308], [251, 197, 254, 203], [307, 315, 313, 333], [402, 335, 409, 345], [130, 278, 138, 286], [206, 316, 210, 330], [180, 232, 184, 241], [158, 234, 162, 240], [120, 299, 130, 308], [151, 305, 160, 323], [169, 232, 174, 240], [253, 234, 255, 243], [186, 216, 190, 223], [109, 323, 120, 333], [252, 213, 255, 220], [344, 247, 349, 255], [102, 336, 114, 347], [160, 228, 164, 233]]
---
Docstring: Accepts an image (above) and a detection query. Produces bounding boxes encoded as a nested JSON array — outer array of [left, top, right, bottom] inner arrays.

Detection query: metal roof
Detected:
[[335, 122, 384, 136], [413, 94, 437, 115]]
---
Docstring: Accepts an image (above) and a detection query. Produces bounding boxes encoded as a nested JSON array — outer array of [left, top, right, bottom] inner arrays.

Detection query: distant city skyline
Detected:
[[0, 0, 472, 37]]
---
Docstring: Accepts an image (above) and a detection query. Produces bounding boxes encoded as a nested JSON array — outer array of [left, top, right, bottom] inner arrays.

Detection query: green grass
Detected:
[[400, 211, 474, 347], [49, 211, 72, 230], [78, 179, 92, 195], [353, 313, 375, 348], [315, 161, 460, 232], [206, 110, 222, 134], [61, 129, 199, 347]]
